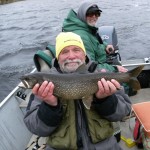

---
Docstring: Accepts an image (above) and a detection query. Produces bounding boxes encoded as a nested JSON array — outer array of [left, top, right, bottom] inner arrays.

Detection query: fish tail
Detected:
[[128, 65, 144, 91]]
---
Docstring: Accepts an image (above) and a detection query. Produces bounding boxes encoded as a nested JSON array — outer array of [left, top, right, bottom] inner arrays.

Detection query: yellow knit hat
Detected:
[[55, 32, 86, 58]]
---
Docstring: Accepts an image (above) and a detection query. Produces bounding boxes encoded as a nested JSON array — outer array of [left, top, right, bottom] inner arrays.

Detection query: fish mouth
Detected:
[[19, 80, 30, 88]]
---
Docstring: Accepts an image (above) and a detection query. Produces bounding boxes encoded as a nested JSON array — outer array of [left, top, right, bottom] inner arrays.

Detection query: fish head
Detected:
[[19, 74, 38, 89]]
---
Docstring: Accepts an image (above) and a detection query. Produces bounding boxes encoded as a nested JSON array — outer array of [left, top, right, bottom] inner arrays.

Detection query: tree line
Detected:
[[0, 0, 20, 4]]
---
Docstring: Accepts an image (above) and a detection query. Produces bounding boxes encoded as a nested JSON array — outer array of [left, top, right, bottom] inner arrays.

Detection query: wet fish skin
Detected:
[[20, 65, 144, 101]]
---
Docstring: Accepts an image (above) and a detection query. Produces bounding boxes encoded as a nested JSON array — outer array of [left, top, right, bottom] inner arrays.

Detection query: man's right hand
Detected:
[[32, 81, 58, 106]]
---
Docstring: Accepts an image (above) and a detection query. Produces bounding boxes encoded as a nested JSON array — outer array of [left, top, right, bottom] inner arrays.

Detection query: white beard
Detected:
[[87, 19, 98, 27], [59, 59, 85, 73]]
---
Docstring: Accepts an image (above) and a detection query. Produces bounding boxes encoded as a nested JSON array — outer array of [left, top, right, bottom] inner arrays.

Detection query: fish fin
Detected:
[[129, 78, 141, 91], [75, 64, 88, 74], [129, 65, 144, 77], [82, 95, 93, 109], [128, 65, 144, 90]]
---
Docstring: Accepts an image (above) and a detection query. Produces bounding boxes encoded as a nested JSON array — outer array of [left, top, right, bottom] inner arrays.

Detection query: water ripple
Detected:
[[0, 0, 150, 100]]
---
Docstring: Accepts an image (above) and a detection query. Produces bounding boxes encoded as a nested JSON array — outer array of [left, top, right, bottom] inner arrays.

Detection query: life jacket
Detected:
[[47, 100, 114, 149]]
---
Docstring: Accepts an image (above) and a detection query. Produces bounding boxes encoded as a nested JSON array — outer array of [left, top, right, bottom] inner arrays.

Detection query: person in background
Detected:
[[24, 32, 131, 150], [62, 1, 127, 73], [62, 1, 138, 96]]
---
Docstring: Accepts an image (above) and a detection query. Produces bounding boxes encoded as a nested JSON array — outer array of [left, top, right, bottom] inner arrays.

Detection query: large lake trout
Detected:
[[20, 65, 144, 109]]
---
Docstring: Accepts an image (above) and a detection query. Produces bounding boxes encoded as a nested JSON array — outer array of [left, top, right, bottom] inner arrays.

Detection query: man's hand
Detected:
[[106, 45, 114, 54], [95, 78, 121, 99], [116, 65, 128, 73], [32, 81, 58, 106]]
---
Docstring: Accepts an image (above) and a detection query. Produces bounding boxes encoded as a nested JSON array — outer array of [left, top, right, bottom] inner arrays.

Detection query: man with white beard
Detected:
[[24, 32, 131, 150]]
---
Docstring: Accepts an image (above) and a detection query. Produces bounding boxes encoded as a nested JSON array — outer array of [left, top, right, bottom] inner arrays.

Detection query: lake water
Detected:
[[0, 0, 150, 101]]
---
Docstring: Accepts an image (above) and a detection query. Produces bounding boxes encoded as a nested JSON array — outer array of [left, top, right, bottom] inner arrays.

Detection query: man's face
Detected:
[[58, 45, 86, 73], [86, 11, 100, 27]]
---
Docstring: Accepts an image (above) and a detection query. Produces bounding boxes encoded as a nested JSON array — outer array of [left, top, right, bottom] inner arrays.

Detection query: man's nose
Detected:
[[68, 51, 76, 58]]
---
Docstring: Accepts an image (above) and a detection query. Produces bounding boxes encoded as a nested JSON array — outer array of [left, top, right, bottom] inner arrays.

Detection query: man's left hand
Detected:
[[116, 65, 128, 73], [95, 78, 121, 99]]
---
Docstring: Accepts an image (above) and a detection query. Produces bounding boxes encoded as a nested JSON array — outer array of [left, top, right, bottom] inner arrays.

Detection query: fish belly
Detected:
[[54, 81, 98, 100]]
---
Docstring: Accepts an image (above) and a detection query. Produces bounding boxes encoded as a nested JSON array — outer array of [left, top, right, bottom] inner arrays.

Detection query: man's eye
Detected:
[[74, 48, 80, 52], [61, 50, 68, 54]]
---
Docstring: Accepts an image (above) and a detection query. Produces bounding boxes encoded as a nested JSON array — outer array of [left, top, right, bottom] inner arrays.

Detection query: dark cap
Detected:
[[87, 5, 102, 13]]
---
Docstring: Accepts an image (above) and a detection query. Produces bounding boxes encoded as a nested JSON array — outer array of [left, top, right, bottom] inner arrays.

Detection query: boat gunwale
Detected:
[[0, 68, 36, 108]]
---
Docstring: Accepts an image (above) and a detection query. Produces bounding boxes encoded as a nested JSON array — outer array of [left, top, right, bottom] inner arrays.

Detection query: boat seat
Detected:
[[34, 45, 55, 72], [132, 101, 150, 137], [37, 50, 52, 72]]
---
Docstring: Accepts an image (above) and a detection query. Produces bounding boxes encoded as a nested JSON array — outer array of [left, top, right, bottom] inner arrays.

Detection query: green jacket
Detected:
[[62, 9, 116, 71]]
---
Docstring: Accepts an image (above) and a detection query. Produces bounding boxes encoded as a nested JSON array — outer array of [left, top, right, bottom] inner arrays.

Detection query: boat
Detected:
[[98, 26, 150, 71], [99, 26, 150, 89], [0, 26, 150, 150]]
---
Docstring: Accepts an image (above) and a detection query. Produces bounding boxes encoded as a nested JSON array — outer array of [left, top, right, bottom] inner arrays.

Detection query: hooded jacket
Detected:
[[24, 57, 131, 150], [62, 1, 116, 72]]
